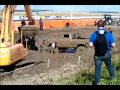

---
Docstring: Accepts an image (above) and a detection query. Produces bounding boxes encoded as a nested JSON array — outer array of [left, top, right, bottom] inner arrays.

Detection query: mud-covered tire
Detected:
[[76, 46, 85, 53], [85, 43, 89, 48]]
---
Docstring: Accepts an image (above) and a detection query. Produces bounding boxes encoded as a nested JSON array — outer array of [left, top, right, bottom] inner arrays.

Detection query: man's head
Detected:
[[97, 20, 105, 27], [40, 17, 42, 20]]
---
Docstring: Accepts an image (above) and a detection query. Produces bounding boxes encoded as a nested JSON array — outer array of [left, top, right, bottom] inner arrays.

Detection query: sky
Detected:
[[0, 5, 120, 12]]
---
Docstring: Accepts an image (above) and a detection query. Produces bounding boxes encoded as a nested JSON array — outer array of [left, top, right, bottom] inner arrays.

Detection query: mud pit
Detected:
[[0, 26, 120, 85]]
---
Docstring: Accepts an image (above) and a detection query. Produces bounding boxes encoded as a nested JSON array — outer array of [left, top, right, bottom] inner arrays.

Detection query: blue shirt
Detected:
[[89, 28, 115, 53]]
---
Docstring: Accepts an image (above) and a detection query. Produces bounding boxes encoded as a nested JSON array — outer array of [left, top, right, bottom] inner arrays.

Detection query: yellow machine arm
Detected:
[[24, 5, 35, 25], [0, 5, 13, 46], [0, 5, 35, 46], [0, 5, 36, 66]]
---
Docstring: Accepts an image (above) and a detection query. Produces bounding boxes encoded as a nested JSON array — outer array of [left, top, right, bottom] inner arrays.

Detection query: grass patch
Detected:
[[54, 54, 120, 85]]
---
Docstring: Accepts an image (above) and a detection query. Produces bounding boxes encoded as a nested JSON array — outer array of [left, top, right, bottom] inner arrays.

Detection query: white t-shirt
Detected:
[[98, 27, 105, 34], [51, 42, 55, 49], [99, 30, 105, 34]]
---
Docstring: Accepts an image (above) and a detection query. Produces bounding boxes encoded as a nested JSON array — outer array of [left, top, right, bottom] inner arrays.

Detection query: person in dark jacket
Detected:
[[39, 17, 43, 31], [66, 21, 70, 28], [21, 16, 26, 26]]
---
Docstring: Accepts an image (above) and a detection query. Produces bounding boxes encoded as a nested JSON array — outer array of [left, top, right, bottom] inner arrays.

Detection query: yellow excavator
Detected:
[[0, 5, 38, 67]]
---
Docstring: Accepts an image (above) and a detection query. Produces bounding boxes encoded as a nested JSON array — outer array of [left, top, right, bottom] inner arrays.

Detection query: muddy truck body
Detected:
[[36, 28, 90, 53]]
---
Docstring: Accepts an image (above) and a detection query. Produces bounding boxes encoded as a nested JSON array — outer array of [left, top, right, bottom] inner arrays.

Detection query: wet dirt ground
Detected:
[[0, 26, 120, 85]]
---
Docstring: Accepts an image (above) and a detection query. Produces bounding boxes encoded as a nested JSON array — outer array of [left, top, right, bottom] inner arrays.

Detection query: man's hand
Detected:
[[111, 43, 115, 48], [89, 42, 93, 48]]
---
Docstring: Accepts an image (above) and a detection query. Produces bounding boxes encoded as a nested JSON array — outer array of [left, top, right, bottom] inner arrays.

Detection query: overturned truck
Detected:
[[35, 28, 89, 53]]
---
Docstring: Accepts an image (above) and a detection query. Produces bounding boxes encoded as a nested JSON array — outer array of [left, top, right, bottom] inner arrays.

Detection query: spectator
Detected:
[[18, 16, 26, 35], [95, 21, 97, 27], [89, 20, 116, 85], [66, 21, 70, 28], [39, 17, 43, 31], [21, 16, 26, 27]]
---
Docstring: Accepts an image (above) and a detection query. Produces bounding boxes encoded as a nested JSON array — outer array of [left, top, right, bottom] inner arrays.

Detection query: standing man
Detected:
[[39, 17, 43, 31], [66, 21, 70, 28], [18, 16, 26, 38], [21, 16, 26, 26], [89, 20, 116, 85]]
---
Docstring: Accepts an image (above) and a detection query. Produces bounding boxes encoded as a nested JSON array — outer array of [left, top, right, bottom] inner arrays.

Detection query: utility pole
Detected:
[[70, 5, 73, 20], [119, 5, 120, 20]]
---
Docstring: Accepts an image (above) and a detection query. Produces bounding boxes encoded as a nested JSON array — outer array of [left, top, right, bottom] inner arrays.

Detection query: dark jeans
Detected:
[[40, 25, 43, 31], [93, 52, 116, 85]]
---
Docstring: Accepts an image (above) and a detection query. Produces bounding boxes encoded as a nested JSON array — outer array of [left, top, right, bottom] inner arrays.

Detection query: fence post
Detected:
[[47, 59, 50, 68]]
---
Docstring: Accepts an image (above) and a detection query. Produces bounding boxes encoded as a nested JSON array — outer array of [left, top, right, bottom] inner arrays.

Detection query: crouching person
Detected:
[[49, 42, 58, 54]]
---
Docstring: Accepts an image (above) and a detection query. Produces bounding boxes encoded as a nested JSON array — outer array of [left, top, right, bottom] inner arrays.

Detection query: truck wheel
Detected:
[[85, 43, 89, 48], [76, 46, 85, 52]]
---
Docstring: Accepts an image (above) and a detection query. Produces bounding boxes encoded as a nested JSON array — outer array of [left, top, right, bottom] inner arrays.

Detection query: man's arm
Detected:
[[89, 32, 96, 48], [109, 33, 115, 48]]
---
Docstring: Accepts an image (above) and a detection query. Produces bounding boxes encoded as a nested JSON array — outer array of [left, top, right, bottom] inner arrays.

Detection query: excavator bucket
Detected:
[[20, 25, 39, 37]]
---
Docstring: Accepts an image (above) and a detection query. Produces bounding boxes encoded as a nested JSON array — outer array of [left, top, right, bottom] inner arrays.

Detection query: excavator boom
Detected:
[[24, 5, 35, 25]]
